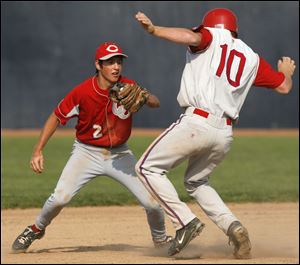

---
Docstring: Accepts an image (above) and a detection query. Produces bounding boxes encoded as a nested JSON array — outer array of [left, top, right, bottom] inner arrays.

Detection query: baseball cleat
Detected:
[[227, 221, 251, 259], [11, 225, 45, 253], [153, 235, 174, 248], [168, 217, 205, 256]]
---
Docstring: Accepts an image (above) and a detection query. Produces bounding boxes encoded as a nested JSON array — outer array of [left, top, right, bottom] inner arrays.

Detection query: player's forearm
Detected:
[[151, 26, 201, 46], [146, 94, 160, 108], [33, 112, 60, 153]]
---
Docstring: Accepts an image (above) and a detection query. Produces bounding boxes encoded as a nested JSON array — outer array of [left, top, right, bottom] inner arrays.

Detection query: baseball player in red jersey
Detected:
[[11, 42, 172, 253], [135, 8, 296, 258]]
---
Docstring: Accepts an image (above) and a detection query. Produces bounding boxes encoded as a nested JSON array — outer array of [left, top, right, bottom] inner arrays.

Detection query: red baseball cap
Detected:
[[95, 42, 128, 60]]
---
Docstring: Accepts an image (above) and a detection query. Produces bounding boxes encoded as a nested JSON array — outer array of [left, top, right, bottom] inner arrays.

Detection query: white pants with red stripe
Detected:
[[136, 110, 239, 233]]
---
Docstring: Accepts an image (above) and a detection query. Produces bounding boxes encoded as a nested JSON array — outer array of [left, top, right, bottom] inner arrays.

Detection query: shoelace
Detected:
[[17, 228, 39, 245], [18, 235, 33, 244]]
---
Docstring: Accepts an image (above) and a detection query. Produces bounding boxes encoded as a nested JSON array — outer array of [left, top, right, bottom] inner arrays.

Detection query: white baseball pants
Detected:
[[136, 108, 239, 233]]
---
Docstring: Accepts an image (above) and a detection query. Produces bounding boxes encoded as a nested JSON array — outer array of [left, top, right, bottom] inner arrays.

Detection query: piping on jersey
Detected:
[[105, 101, 113, 148], [92, 76, 113, 148], [138, 115, 186, 228]]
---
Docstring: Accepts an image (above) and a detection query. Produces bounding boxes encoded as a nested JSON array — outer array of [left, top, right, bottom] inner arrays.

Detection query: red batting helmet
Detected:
[[202, 8, 238, 35]]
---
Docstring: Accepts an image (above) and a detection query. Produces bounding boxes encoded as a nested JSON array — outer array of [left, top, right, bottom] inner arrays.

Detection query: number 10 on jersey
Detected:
[[216, 44, 246, 87]]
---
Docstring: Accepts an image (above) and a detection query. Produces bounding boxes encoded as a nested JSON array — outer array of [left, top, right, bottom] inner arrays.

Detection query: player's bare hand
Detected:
[[135, 11, 155, 34], [30, 151, 44, 173], [278, 56, 296, 77]]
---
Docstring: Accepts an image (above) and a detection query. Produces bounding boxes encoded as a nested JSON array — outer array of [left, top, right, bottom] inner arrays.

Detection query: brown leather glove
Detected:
[[109, 83, 150, 113]]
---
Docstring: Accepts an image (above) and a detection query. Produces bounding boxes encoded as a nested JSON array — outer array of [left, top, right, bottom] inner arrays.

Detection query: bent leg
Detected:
[[105, 149, 167, 242], [190, 182, 238, 233], [35, 142, 98, 229], [184, 135, 238, 234], [136, 118, 198, 230]]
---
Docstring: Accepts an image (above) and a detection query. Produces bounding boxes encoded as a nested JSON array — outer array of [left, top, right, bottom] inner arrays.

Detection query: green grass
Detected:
[[1, 135, 298, 209]]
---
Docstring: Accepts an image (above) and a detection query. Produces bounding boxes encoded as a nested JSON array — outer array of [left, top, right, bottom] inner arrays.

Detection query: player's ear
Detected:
[[95, 60, 102, 71]]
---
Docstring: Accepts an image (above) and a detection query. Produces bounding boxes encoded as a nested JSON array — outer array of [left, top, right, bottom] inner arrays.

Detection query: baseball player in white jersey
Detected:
[[11, 42, 173, 253], [135, 8, 296, 258]]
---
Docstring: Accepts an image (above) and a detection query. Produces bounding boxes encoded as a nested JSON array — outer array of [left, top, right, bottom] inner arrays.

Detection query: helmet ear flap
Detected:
[[202, 8, 238, 35]]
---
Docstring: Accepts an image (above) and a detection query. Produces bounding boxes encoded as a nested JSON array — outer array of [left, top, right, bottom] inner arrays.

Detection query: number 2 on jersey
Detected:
[[216, 44, 246, 87], [93, 124, 103, 138]]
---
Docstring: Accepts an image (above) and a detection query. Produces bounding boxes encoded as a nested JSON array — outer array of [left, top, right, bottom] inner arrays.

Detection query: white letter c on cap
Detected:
[[106, 45, 119, 52]]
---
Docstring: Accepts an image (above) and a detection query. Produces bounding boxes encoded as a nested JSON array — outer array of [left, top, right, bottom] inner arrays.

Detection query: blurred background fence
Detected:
[[1, 1, 299, 129]]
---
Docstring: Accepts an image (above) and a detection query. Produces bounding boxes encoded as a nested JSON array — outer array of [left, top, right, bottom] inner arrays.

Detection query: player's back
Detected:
[[178, 27, 259, 120]]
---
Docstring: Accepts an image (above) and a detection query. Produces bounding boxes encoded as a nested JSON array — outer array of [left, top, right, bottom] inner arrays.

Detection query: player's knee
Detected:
[[144, 201, 162, 213], [135, 162, 143, 178], [184, 178, 208, 195], [138, 192, 161, 212], [51, 191, 72, 206], [135, 160, 153, 179]]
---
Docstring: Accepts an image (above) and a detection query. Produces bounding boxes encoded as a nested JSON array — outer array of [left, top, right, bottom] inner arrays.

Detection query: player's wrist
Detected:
[[148, 25, 155, 34], [141, 89, 150, 102], [32, 148, 43, 155]]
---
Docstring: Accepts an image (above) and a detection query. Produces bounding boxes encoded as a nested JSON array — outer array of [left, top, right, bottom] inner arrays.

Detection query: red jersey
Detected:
[[54, 75, 135, 147]]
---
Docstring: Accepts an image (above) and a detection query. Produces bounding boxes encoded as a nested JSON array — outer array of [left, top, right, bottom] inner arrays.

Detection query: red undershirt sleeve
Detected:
[[189, 27, 213, 53], [253, 57, 285, 89]]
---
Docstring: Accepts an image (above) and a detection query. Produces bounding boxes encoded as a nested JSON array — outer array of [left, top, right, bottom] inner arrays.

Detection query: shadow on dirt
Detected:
[[30, 244, 146, 253]]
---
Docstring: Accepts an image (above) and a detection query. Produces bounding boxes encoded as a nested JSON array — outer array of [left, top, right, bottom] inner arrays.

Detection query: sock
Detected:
[[31, 224, 42, 233]]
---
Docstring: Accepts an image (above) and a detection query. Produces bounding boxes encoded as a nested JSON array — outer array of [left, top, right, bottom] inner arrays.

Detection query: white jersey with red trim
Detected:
[[177, 27, 259, 120]]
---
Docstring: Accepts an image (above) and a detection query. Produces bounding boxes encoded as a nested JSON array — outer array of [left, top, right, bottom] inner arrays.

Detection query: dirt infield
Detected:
[[1, 128, 299, 137], [1, 202, 298, 264]]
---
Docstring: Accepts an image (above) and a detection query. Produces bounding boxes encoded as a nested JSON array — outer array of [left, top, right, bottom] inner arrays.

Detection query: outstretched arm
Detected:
[[135, 11, 201, 47], [275, 57, 296, 94], [30, 112, 60, 173]]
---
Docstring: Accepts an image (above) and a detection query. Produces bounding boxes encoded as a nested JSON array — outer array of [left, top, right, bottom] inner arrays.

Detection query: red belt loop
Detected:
[[226, 118, 232, 126], [193, 108, 232, 126], [193, 108, 209, 118]]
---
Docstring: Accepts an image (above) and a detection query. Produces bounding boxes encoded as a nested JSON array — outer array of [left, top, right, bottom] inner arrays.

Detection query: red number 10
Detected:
[[216, 44, 246, 87]]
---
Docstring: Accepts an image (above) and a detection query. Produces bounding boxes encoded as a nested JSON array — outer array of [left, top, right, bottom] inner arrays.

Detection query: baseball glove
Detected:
[[109, 82, 150, 113]]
